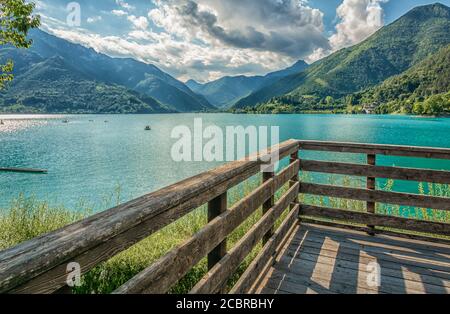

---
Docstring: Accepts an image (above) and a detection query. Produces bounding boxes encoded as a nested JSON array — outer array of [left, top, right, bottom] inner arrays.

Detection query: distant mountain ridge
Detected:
[[187, 60, 308, 108], [234, 3, 450, 110], [0, 29, 214, 113]]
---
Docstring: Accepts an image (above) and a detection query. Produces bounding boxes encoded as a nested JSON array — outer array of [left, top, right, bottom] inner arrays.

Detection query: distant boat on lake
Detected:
[[62, 119, 69, 123], [145, 126, 152, 131]]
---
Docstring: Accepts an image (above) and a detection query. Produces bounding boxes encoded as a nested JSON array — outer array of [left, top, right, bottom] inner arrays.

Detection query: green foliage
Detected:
[[0, 0, 40, 89], [358, 45, 450, 115], [234, 4, 450, 115], [0, 56, 172, 113]]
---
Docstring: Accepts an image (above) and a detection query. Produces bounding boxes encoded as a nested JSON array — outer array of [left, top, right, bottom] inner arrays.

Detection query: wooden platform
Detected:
[[254, 224, 450, 294]]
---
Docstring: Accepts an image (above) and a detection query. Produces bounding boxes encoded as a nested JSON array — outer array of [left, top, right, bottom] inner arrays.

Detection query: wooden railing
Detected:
[[297, 140, 450, 241], [0, 140, 300, 294], [0, 139, 449, 294]]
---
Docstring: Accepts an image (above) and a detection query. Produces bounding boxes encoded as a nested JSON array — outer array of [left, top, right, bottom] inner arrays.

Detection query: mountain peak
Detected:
[[404, 2, 450, 20]]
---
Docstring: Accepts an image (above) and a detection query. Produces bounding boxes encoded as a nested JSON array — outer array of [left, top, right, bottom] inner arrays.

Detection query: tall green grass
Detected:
[[0, 176, 290, 294], [1, 175, 448, 294]]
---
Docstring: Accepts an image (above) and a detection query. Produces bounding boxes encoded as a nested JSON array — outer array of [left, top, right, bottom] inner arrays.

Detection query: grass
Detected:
[[1, 173, 449, 294], [0, 175, 290, 294]]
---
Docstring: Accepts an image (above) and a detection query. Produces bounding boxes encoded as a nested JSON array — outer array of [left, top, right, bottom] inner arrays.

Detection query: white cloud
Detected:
[[87, 16, 102, 24], [38, 0, 389, 82], [116, 0, 135, 11], [127, 15, 149, 30], [330, 0, 388, 51], [149, 0, 329, 59], [111, 9, 127, 17]]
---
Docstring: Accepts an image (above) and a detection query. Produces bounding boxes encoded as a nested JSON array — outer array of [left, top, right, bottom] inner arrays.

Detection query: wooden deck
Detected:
[[1, 140, 449, 294], [255, 224, 450, 294]]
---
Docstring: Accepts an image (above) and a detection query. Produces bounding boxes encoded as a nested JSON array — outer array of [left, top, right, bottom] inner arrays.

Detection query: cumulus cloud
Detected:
[[330, 0, 387, 50], [38, 0, 389, 82], [127, 15, 149, 30], [149, 0, 330, 59]]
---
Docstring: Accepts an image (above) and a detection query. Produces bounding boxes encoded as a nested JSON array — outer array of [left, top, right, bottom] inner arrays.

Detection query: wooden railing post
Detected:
[[207, 192, 228, 269], [262, 170, 275, 245], [367, 154, 376, 235], [290, 150, 300, 210]]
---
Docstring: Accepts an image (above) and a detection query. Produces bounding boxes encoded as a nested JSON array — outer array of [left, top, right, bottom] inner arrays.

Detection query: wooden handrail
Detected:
[[1, 139, 449, 294], [114, 160, 300, 294], [0, 139, 300, 294], [298, 140, 450, 242], [298, 140, 450, 159]]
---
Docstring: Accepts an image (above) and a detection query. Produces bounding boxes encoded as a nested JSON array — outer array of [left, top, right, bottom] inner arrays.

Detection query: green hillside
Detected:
[[0, 29, 214, 113], [234, 3, 450, 111], [356, 44, 450, 115], [0, 56, 171, 114]]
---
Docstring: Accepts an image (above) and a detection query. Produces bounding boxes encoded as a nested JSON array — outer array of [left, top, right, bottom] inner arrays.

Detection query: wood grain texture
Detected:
[[190, 182, 300, 294], [298, 140, 450, 159], [0, 139, 300, 293], [208, 193, 228, 270], [255, 223, 450, 294], [299, 218, 450, 246], [300, 183, 450, 211], [300, 205, 450, 235], [230, 205, 299, 294], [367, 154, 376, 234], [262, 171, 275, 244], [299, 160, 450, 184], [114, 161, 300, 294]]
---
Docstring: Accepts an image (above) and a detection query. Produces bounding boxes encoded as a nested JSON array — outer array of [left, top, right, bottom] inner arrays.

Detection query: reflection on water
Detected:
[[0, 113, 449, 212], [0, 118, 49, 134]]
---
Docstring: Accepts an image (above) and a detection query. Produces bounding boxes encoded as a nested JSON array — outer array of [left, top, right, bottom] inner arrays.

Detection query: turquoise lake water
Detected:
[[1, 113, 449, 211]]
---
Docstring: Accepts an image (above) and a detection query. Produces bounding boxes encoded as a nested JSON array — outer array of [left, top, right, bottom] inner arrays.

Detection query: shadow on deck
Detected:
[[255, 224, 450, 294]]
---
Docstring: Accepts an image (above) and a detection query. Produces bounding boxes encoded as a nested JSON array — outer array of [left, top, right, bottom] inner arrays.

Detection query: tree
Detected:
[[0, 0, 40, 89]]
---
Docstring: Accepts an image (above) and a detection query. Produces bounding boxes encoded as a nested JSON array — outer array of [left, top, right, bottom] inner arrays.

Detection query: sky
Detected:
[[33, 0, 450, 82]]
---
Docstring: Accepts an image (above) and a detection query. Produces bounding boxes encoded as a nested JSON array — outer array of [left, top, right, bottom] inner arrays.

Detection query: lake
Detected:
[[1, 113, 450, 211]]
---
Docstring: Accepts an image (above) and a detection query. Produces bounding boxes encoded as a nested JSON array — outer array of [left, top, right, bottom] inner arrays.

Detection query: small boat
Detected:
[[104, 120, 109, 123], [145, 126, 152, 131], [62, 119, 69, 123]]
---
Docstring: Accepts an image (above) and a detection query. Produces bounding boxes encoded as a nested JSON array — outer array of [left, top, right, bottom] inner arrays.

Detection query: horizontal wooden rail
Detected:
[[114, 160, 299, 294], [300, 160, 450, 184], [190, 182, 299, 294], [300, 205, 450, 236], [299, 219, 450, 245], [230, 204, 299, 294], [2, 139, 450, 295], [300, 183, 450, 211], [298, 140, 450, 159], [0, 139, 300, 294]]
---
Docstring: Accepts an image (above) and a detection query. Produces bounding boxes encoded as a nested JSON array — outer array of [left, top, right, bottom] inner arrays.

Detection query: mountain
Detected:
[[0, 52, 171, 114], [187, 60, 308, 108], [234, 3, 450, 110], [0, 29, 214, 113], [356, 44, 450, 114]]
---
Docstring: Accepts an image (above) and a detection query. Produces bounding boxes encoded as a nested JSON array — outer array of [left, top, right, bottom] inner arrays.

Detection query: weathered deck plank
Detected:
[[255, 224, 450, 294]]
